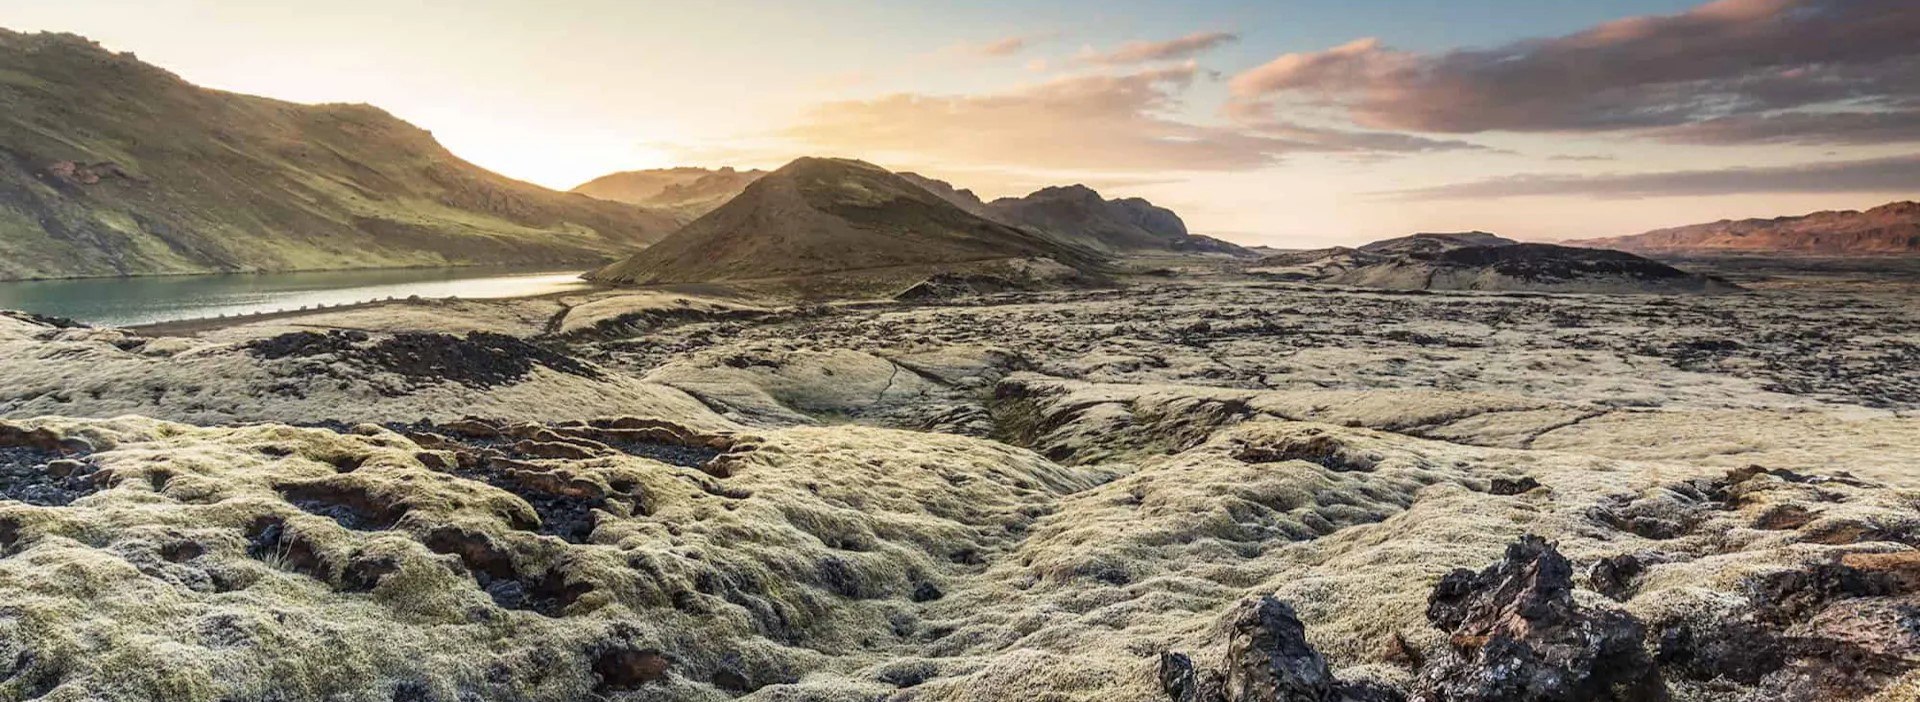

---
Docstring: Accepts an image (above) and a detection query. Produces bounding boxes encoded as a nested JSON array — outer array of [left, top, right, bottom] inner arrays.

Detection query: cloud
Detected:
[[949, 33, 1050, 58], [1240, 118, 1487, 153], [1648, 109, 1920, 145], [1228, 0, 1920, 138], [1079, 31, 1239, 65], [746, 63, 1483, 173], [772, 64, 1286, 171], [1384, 154, 1920, 200]]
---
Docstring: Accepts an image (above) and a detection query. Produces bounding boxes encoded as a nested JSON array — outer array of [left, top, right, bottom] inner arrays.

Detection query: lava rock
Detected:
[[1222, 597, 1337, 701], [1488, 477, 1542, 496], [1587, 554, 1646, 602], [1162, 596, 1406, 702], [1415, 536, 1665, 702]]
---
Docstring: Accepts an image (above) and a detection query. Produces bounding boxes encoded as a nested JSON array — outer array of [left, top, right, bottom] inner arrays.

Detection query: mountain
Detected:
[[570, 167, 767, 218], [1570, 202, 1920, 256], [1253, 232, 1735, 294], [1358, 231, 1518, 256], [1327, 243, 1739, 294], [898, 172, 990, 216], [587, 158, 1105, 285], [982, 184, 1252, 256], [0, 30, 679, 281]]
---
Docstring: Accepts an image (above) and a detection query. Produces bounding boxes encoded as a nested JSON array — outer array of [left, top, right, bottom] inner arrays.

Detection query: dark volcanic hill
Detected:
[[983, 185, 1251, 256], [1328, 242, 1740, 294], [587, 158, 1105, 285], [1570, 202, 1920, 256], [1358, 231, 1518, 256], [570, 167, 767, 218], [0, 31, 679, 281]]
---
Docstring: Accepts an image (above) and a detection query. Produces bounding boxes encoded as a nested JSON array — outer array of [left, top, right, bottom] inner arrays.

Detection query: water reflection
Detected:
[[0, 267, 594, 327]]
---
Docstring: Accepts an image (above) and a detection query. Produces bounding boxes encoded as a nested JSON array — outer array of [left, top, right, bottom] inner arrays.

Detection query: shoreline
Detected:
[[0, 261, 605, 284], [124, 282, 614, 337]]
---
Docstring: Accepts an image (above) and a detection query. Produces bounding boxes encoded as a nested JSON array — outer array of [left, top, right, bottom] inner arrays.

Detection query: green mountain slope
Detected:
[[0, 31, 679, 280]]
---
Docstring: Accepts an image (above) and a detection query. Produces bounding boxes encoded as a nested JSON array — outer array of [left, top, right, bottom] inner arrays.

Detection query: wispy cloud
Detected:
[[1228, 0, 1920, 141], [720, 62, 1481, 174], [1078, 31, 1239, 65], [1648, 109, 1920, 145], [947, 33, 1053, 58], [772, 63, 1284, 171], [1384, 154, 1920, 200]]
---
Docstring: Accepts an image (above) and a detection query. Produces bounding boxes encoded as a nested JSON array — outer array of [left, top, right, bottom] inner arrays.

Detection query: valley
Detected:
[[2, 255, 1917, 701], [5, 4, 1920, 700]]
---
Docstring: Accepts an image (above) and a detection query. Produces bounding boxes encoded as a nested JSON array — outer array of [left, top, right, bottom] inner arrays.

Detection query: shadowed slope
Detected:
[[0, 31, 679, 281]]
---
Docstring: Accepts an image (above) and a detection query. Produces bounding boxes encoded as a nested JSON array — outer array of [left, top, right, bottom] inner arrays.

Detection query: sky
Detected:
[[3, 0, 1917, 246]]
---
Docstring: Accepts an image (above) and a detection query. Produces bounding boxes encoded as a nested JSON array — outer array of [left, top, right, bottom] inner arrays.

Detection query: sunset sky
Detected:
[[4, 0, 1916, 246]]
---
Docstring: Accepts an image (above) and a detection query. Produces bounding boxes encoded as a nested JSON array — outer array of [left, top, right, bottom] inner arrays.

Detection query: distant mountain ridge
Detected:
[[570, 167, 768, 218], [0, 30, 680, 281], [1570, 202, 1920, 256], [572, 164, 1250, 257], [587, 158, 1105, 285], [982, 184, 1251, 256]]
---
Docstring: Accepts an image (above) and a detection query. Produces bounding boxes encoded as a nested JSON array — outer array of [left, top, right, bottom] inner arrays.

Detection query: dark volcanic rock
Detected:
[[1416, 536, 1665, 702], [0, 424, 100, 506], [1488, 477, 1542, 496], [1222, 597, 1338, 701], [1586, 554, 1646, 602], [1162, 596, 1406, 702]]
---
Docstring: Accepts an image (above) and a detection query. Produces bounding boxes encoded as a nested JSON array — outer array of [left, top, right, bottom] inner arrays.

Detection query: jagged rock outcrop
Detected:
[[1415, 536, 1665, 702], [1162, 597, 1404, 702]]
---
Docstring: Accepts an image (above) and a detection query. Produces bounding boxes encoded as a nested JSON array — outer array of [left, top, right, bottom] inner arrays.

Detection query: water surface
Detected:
[[0, 267, 593, 327]]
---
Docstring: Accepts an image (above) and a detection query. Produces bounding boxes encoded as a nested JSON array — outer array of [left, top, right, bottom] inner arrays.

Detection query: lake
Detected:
[[0, 267, 595, 327]]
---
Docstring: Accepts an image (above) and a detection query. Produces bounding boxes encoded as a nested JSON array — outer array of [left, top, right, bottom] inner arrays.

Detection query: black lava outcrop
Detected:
[[1161, 597, 1403, 702], [1415, 536, 1664, 702]]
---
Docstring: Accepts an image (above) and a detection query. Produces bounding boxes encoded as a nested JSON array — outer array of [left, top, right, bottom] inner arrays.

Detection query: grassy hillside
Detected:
[[0, 31, 680, 280]]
